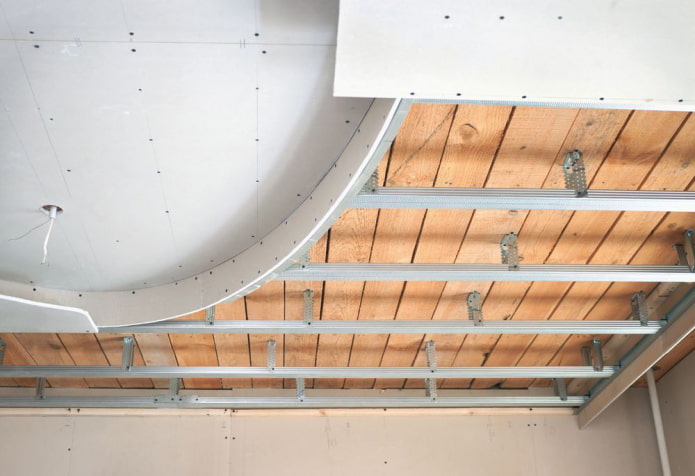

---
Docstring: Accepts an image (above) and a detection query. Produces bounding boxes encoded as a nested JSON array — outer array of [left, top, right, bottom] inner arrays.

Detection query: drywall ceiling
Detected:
[[0, 294, 95, 333], [0, 0, 372, 294], [335, 0, 695, 110]]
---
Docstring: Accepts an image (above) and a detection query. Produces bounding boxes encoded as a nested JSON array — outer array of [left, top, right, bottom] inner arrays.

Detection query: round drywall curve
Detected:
[[0, 99, 406, 326], [0, 1, 374, 292]]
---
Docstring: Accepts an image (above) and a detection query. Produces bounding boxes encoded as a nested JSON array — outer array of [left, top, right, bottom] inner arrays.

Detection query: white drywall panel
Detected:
[[335, 0, 695, 111], [0, 0, 255, 42], [0, 390, 660, 476], [0, 98, 402, 326], [255, 0, 339, 45], [257, 43, 372, 233], [0, 294, 96, 332], [0, 0, 395, 327], [658, 349, 695, 476]]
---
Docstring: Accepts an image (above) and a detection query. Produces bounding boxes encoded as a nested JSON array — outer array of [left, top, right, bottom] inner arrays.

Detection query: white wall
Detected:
[[658, 349, 695, 476], [0, 389, 660, 476]]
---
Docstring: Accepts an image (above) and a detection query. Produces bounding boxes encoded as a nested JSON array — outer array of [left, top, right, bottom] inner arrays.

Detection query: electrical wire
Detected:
[[40, 216, 55, 265]]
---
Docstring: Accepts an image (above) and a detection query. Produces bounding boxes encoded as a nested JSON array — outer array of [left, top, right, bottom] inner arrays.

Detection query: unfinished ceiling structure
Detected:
[[0, 0, 694, 427]]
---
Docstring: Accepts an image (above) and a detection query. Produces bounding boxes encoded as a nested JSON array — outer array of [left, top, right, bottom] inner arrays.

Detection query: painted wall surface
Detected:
[[0, 390, 658, 476], [658, 349, 695, 476]]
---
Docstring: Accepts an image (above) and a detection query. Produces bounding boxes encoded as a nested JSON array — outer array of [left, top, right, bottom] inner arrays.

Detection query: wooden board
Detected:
[[245, 281, 285, 388], [168, 310, 221, 389], [506, 111, 693, 389], [440, 106, 579, 389], [214, 297, 252, 389], [13, 334, 87, 388], [283, 234, 327, 389], [345, 103, 456, 390], [134, 333, 178, 389], [379, 104, 512, 389], [0, 334, 36, 387], [94, 334, 153, 389]]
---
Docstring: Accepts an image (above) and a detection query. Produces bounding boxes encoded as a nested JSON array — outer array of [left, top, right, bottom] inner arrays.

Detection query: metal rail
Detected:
[[279, 263, 695, 283], [351, 187, 695, 212], [0, 365, 616, 380], [101, 320, 665, 335], [0, 394, 586, 409], [578, 286, 695, 427]]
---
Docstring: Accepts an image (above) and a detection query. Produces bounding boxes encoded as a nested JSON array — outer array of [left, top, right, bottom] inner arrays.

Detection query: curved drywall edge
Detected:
[[0, 98, 409, 327], [0, 294, 97, 333]]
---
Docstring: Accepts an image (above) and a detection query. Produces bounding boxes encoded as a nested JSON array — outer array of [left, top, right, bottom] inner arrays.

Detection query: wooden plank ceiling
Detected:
[[1, 104, 694, 392]]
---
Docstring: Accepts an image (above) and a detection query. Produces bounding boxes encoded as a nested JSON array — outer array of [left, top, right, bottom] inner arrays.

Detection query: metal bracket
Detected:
[[684, 230, 695, 272], [361, 171, 379, 193], [168, 378, 181, 400], [674, 244, 688, 267], [500, 232, 519, 270], [466, 291, 483, 326], [581, 340, 604, 372], [553, 378, 568, 401], [424, 340, 437, 401], [563, 149, 587, 197], [299, 254, 310, 269], [267, 339, 276, 371], [0, 338, 5, 366], [425, 340, 437, 370], [121, 336, 134, 371], [303, 289, 314, 325], [296, 378, 305, 402], [631, 291, 649, 326], [591, 339, 604, 372], [581, 346, 593, 366], [35, 378, 46, 400], [205, 306, 215, 326]]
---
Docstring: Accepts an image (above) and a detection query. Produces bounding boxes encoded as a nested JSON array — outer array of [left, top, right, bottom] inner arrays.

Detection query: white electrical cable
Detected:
[[40, 206, 58, 265]]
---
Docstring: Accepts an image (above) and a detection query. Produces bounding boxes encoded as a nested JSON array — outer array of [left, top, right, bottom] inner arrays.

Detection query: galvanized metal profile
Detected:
[[0, 365, 617, 380], [296, 378, 306, 402], [205, 306, 215, 326], [267, 340, 277, 371], [0, 394, 586, 409], [425, 340, 438, 401], [553, 378, 568, 402], [302, 289, 314, 325], [631, 291, 649, 326], [350, 188, 695, 212], [35, 378, 46, 399], [121, 337, 134, 371], [578, 286, 695, 428], [279, 263, 695, 283], [99, 319, 665, 335]]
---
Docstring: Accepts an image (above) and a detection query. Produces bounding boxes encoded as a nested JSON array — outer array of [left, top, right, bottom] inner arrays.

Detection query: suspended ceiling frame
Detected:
[[1, 127, 693, 420]]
